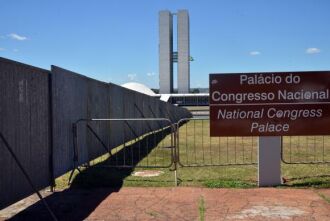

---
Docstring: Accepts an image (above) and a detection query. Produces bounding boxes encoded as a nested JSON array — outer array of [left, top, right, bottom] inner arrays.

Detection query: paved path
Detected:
[[86, 187, 330, 221], [1, 187, 330, 220]]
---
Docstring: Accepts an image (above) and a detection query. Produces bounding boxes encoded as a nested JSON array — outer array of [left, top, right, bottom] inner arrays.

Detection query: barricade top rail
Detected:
[[74, 118, 174, 124], [177, 117, 208, 123]]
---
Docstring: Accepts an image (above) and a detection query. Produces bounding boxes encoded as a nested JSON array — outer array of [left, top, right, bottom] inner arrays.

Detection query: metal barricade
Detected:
[[175, 118, 258, 167], [67, 116, 330, 187], [281, 136, 330, 164], [69, 118, 176, 183]]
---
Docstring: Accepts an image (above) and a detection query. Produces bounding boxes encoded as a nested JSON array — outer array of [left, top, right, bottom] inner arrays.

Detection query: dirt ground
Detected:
[[1, 187, 330, 221]]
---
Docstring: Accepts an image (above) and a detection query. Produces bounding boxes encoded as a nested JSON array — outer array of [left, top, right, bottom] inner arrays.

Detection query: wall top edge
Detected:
[[0, 57, 50, 73]]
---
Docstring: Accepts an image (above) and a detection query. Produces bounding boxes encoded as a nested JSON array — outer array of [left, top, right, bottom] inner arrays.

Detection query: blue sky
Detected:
[[1, 0, 329, 88]]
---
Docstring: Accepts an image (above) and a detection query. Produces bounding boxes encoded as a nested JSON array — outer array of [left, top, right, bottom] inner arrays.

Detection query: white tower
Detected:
[[177, 10, 190, 93], [159, 11, 173, 94], [159, 10, 190, 94]]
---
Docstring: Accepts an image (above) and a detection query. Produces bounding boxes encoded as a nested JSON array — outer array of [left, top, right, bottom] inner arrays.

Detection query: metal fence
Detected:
[[281, 136, 330, 164], [175, 118, 258, 167], [71, 117, 330, 172], [71, 118, 176, 171], [175, 117, 330, 166], [67, 116, 330, 187]]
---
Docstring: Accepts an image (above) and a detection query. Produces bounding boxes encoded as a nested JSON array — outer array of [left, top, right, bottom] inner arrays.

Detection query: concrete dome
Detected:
[[121, 82, 156, 96]]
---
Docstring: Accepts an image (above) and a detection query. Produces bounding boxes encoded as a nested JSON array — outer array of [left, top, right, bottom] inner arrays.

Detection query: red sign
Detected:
[[210, 71, 330, 136]]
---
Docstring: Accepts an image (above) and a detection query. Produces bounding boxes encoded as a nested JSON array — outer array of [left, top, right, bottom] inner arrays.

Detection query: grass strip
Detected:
[[198, 196, 205, 221]]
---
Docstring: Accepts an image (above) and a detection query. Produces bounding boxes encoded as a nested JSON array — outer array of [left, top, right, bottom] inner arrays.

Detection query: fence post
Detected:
[[258, 136, 282, 187], [68, 123, 81, 184], [173, 123, 178, 187]]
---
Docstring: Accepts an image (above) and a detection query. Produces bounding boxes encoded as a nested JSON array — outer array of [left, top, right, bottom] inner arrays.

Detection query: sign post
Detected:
[[209, 71, 330, 186], [258, 136, 281, 186]]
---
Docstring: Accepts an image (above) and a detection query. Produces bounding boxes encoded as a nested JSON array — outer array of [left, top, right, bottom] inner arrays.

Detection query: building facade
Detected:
[[159, 10, 190, 94], [159, 10, 173, 94], [177, 10, 190, 93]]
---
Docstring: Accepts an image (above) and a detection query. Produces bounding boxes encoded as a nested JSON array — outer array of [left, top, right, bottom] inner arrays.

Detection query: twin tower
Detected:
[[159, 10, 190, 94]]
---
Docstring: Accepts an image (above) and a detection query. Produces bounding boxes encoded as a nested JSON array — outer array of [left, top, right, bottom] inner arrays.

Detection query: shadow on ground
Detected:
[[8, 128, 172, 221], [283, 175, 330, 188]]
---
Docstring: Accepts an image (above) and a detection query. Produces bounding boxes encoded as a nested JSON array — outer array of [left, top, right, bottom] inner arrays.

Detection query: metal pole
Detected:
[[174, 170, 178, 187], [0, 132, 58, 221], [258, 136, 282, 187], [86, 124, 112, 155], [68, 123, 81, 184], [174, 124, 178, 187]]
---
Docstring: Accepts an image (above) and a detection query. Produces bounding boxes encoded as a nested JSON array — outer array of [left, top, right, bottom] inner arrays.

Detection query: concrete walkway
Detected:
[[86, 188, 330, 221], [1, 187, 330, 220]]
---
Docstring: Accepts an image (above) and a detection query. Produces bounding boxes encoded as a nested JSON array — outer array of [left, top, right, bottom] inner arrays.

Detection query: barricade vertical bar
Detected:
[[218, 137, 221, 163], [252, 138, 255, 163], [176, 123, 181, 167], [234, 137, 237, 164], [123, 122, 126, 166], [115, 123, 118, 166], [322, 136, 325, 162], [209, 124, 212, 164], [194, 120, 196, 162], [313, 137, 316, 161], [153, 129, 157, 167], [161, 127, 164, 166], [242, 137, 245, 164], [226, 137, 229, 163], [170, 125, 174, 168], [174, 124, 178, 186], [68, 123, 81, 184], [289, 136, 292, 162], [185, 122, 188, 164], [138, 123, 142, 163], [146, 128, 149, 166], [202, 120, 205, 163], [130, 127, 134, 167]]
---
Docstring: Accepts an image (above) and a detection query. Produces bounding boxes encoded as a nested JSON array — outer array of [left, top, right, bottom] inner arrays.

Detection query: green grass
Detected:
[[198, 196, 205, 221], [318, 193, 330, 204], [184, 106, 209, 111], [281, 176, 330, 188], [55, 119, 330, 189], [203, 180, 256, 188], [145, 210, 160, 218]]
